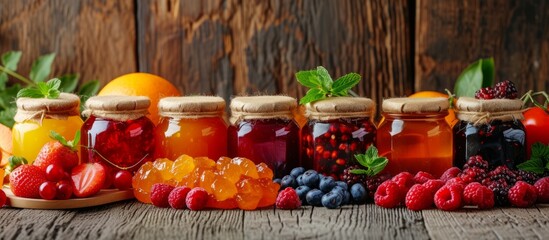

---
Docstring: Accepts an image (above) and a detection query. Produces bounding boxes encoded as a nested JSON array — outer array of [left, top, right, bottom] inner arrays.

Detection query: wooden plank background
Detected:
[[0, 0, 547, 108]]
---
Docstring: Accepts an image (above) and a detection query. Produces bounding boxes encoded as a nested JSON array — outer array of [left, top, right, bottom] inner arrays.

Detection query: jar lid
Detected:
[[158, 96, 225, 118], [229, 96, 297, 124], [306, 97, 375, 120], [382, 97, 449, 114], [14, 93, 80, 123], [83, 95, 150, 121], [455, 97, 524, 124]]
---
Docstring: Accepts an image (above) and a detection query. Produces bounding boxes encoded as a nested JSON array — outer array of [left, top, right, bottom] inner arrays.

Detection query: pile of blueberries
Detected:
[[274, 167, 367, 209]]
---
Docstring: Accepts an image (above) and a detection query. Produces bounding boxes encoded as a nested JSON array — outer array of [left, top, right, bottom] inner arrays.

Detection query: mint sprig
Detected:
[[296, 66, 361, 104], [349, 146, 388, 177], [517, 142, 549, 174], [17, 78, 61, 99]]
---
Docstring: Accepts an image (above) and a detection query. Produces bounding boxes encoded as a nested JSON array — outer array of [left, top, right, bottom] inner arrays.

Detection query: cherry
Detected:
[[39, 181, 57, 200], [114, 170, 133, 190], [56, 181, 73, 200], [46, 164, 68, 182]]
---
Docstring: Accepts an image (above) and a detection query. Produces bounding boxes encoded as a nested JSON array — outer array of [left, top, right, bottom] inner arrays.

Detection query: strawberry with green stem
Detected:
[[341, 146, 390, 199], [33, 130, 81, 172]]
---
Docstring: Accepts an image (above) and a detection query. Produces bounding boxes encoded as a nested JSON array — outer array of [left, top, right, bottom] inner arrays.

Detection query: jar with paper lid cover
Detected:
[[377, 97, 452, 177], [12, 93, 83, 163], [228, 96, 300, 178], [453, 97, 526, 169], [155, 96, 227, 160], [301, 97, 376, 180], [81, 96, 155, 182]]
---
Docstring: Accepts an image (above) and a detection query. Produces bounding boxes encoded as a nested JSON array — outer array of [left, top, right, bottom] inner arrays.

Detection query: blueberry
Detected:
[[321, 190, 343, 209], [290, 167, 305, 178], [350, 183, 367, 204], [273, 178, 281, 185], [302, 170, 320, 188], [335, 181, 348, 190], [319, 176, 336, 193], [331, 186, 349, 205], [296, 175, 304, 186], [306, 189, 324, 206], [280, 175, 297, 189], [295, 185, 311, 203]]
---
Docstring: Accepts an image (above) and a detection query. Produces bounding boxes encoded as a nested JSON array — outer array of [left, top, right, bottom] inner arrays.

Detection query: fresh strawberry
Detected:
[[70, 163, 106, 198], [33, 131, 80, 172], [9, 164, 47, 198]]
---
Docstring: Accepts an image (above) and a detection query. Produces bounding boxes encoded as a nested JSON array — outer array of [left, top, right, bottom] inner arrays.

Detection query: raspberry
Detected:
[[150, 184, 175, 208], [168, 186, 191, 209], [494, 80, 518, 99], [0, 189, 6, 206], [534, 177, 549, 203], [374, 180, 402, 208], [508, 181, 537, 208], [423, 179, 445, 194], [392, 172, 415, 193], [515, 170, 539, 185], [434, 184, 464, 211], [186, 187, 209, 211], [276, 187, 301, 209], [485, 179, 510, 206], [341, 165, 367, 186], [413, 171, 434, 184], [459, 167, 487, 184], [475, 87, 496, 100], [445, 177, 466, 187], [440, 167, 461, 182], [405, 184, 433, 211], [463, 155, 489, 170], [364, 173, 391, 199], [463, 182, 494, 209]]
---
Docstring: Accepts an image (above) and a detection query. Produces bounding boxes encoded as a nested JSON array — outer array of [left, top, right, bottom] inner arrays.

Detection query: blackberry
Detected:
[[364, 173, 391, 200], [487, 165, 517, 185], [475, 87, 496, 100], [485, 179, 510, 206], [494, 80, 518, 99], [459, 167, 487, 183], [463, 155, 489, 170], [515, 170, 540, 185], [341, 165, 367, 186]]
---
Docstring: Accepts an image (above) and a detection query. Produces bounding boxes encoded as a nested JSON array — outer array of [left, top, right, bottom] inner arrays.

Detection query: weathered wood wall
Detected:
[[0, 0, 547, 105]]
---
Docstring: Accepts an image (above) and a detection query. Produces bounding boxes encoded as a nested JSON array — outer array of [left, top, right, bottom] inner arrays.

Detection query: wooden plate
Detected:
[[3, 187, 135, 209]]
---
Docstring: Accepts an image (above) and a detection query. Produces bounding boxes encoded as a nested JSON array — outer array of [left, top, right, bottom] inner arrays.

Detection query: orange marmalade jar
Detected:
[[12, 93, 83, 163], [377, 98, 452, 177], [155, 96, 228, 159]]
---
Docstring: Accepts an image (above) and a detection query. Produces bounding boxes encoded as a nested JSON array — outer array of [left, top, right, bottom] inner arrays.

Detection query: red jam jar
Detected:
[[155, 96, 228, 160], [377, 98, 452, 177], [228, 96, 300, 178], [301, 97, 376, 180], [81, 96, 155, 182]]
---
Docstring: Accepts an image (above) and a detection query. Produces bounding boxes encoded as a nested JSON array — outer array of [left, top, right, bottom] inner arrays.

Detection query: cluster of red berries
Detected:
[[150, 183, 209, 210], [475, 80, 518, 99]]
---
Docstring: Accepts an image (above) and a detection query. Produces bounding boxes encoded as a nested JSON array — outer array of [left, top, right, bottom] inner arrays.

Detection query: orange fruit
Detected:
[[98, 73, 181, 124], [0, 123, 13, 167], [409, 91, 458, 127]]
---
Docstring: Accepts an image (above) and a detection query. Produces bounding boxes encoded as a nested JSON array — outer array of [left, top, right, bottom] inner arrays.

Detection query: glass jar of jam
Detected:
[[155, 96, 228, 160], [377, 98, 452, 177], [228, 96, 300, 178], [301, 97, 376, 180], [81, 96, 155, 180], [12, 93, 83, 163], [453, 97, 526, 169]]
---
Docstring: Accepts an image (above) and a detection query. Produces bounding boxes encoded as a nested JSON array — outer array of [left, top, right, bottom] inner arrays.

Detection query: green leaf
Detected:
[[316, 66, 333, 91], [349, 169, 369, 175], [16, 88, 43, 98], [46, 78, 61, 90], [7, 156, 28, 172], [331, 73, 361, 96], [480, 58, 494, 88], [58, 74, 79, 92], [299, 88, 326, 105], [354, 154, 368, 167], [69, 130, 81, 151], [295, 70, 322, 89], [454, 60, 484, 97], [50, 130, 69, 146], [2, 51, 22, 71], [78, 80, 100, 97], [531, 142, 549, 159], [29, 53, 56, 82], [517, 157, 545, 174]]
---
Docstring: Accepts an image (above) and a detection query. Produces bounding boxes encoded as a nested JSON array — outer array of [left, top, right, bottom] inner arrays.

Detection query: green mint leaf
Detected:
[[16, 88, 43, 98], [480, 58, 494, 88], [531, 142, 549, 159], [1, 51, 22, 71], [50, 130, 69, 146], [0, 73, 6, 91], [58, 74, 79, 92], [47, 88, 60, 99], [349, 169, 369, 175], [517, 157, 545, 174], [46, 78, 61, 90], [454, 58, 494, 97], [331, 73, 361, 96], [296, 70, 323, 89], [29, 53, 56, 82], [300, 88, 327, 104], [365, 146, 378, 160], [354, 154, 368, 167], [78, 80, 100, 97], [316, 66, 333, 91]]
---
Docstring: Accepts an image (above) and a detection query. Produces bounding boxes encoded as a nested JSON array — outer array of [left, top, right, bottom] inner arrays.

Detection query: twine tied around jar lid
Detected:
[[14, 93, 81, 124], [83, 95, 150, 121], [382, 97, 449, 114], [455, 97, 525, 126], [158, 96, 226, 119], [305, 97, 375, 121], [229, 96, 297, 125]]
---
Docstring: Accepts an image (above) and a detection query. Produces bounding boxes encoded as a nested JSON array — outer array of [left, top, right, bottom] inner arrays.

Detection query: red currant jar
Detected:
[[453, 97, 526, 169], [228, 96, 300, 178], [81, 96, 155, 186], [301, 97, 376, 180]]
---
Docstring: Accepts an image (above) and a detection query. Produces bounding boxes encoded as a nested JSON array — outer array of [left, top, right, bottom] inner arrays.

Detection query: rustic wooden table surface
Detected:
[[1, 201, 548, 239]]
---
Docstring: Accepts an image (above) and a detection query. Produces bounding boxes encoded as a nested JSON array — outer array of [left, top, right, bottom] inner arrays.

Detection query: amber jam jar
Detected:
[[453, 97, 526, 169], [228, 96, 300, 178], [12, 93, 83, 163], [81, 96, 155, 182], [155, 96, 228, 160], [301, 97, 376, 180], [377, 98, 452, 177]]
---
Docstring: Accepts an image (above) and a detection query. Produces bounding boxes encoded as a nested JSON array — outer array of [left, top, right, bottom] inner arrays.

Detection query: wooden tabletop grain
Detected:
[[1, 202, 547, 239]]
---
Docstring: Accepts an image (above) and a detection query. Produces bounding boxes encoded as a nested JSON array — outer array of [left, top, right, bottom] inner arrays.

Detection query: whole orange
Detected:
[[98, 73, 181, 124], [409, 91, 458, 127]]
